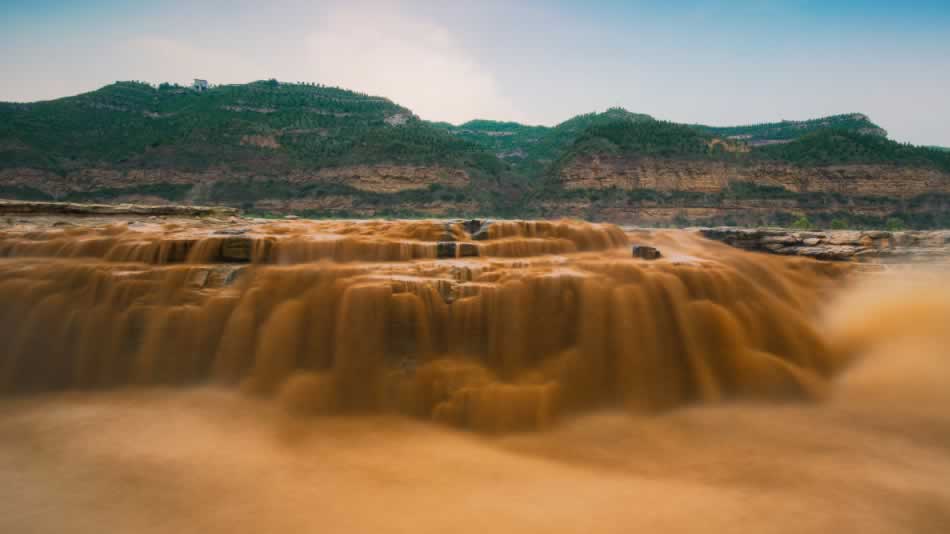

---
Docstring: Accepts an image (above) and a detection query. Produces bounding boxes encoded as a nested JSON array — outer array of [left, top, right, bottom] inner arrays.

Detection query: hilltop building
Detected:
[[193, 79, 209, 92]]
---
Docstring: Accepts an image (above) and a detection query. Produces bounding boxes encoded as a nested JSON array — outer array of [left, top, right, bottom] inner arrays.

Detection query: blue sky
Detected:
[[3, 0, 949, 145]]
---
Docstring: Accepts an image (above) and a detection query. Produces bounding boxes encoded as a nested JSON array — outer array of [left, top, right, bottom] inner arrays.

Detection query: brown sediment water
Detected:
[[1, 217, 949, 533], [0, 218, 850, 427]]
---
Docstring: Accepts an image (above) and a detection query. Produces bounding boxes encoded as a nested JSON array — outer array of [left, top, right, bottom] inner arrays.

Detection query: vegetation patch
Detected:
[[63, 183, 193, 202], [0, 185, 54, 201]]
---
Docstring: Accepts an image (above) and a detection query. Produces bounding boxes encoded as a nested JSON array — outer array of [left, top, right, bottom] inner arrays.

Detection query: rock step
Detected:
[[632, 245, 662, 260], [698, 227, 950, 262]]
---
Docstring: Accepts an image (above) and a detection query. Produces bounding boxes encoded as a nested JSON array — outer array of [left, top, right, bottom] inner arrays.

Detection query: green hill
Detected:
[[2, 80, 949, 228], [4, 81, 924, 179], [564, 119, 713, 159], [428, 108, 654, 176], [692, 113, 887, 144], [0, 80, 497, 175], [556, 118, 949, 172], [754, 129, 950, 172]]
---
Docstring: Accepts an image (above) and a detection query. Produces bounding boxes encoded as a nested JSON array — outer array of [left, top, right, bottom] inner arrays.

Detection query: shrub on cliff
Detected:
[[570, 119, 712, 158], [756, 129, 950, 172], [791, 216, 812, 230], [886, 217, 906, 231], [830, 217, 850, 230]]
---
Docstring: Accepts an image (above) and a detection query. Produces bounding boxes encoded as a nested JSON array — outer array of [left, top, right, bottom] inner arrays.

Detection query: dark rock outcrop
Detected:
[[437, 242, 457, 258], [464, 219, 494, 241], [458, 243, 479, 257], [219, 237, 253, 262], [698, 227, 950, 262], [632, 245, 662, 260]]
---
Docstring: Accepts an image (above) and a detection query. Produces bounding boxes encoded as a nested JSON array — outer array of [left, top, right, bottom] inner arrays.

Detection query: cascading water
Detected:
[[0, 217, 851, 431], [2, 216, 949, 533]]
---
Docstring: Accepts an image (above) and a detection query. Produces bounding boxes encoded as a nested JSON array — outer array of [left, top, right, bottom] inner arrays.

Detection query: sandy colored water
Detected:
[[0, 219, 948, 532], [2, 368, 949, 534]]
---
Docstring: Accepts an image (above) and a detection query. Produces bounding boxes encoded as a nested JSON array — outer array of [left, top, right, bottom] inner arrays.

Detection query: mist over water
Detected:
[[0, 219, 948, 532]]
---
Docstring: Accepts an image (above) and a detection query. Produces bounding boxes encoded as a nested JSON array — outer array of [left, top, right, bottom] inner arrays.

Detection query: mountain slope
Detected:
[[0, 80, 495, 174], [2, 81, 949, 228], [692, 113, 887, 145], [428, 108, 654, 174]]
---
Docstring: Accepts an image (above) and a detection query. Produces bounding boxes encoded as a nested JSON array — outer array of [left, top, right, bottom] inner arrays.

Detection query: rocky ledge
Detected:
[[698, 227, 950, 262], [0, 199, 237, 217]]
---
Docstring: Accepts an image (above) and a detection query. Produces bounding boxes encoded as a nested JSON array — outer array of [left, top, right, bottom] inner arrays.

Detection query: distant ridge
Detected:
[[692, 113, 888, 146], [1, 80, 949, 228], [0, 80, 920, 177]]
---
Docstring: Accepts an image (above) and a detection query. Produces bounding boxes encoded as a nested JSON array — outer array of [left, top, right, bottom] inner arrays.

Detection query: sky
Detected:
[[2, 0, 949, 146]]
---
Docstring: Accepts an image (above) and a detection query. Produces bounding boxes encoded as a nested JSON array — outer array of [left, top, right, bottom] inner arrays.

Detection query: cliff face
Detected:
[[306, 165, 468, 193], [546, 154, 950, 226], [251, 197, 479, 217], [3, 158, 948, 226], [0, 165, 469, 197], [697, 226, 950, 264], [561, 155, 950, 197]]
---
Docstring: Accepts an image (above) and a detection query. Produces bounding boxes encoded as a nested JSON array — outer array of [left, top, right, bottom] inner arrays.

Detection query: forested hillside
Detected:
[[0, 80, 496, 175], [692, 113, 887, 144], [2, 80, 949, 228]]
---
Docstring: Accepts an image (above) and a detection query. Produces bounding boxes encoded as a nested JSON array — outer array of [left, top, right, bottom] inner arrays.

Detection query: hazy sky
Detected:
[[3, 0, 949, 145]]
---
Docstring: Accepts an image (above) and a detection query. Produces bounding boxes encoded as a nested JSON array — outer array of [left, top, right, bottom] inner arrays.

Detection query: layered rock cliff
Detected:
[[560, 156, 950, 197], [0, 165, 469, 198]]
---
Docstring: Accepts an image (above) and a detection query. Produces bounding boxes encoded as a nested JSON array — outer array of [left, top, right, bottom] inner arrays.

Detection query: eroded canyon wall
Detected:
[[560, 155, 950, 196], [1, 156, 948, 225], [0, 165, 469, 197]]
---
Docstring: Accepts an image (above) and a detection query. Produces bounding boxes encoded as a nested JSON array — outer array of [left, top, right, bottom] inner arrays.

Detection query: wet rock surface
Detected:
[[632, 245, 662, 260], [698, 227, 950, 263], [464, 219, 494, 240], [458, 242, 479, 257], [436, 241, 458, 259]]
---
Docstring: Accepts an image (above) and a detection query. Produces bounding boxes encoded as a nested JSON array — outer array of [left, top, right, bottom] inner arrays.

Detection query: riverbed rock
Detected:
[[458, 242, 479, 257], [220, 237, 253, 262], [186, 269, 211, 288], [465, 219, 494, 241], [697, 227, 950, 263], [441, 222, 458, 242], [632, 245, 662, 260], [789, 245, 863, 261], [761, 235, 801, 245], [206, 265, 247, 288], [462, 219, 484, 235], [437, 241, 457, 258]]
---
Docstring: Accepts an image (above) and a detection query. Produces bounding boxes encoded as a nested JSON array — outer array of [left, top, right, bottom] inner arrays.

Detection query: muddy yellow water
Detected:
[[0, 218, 947, 532]]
